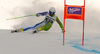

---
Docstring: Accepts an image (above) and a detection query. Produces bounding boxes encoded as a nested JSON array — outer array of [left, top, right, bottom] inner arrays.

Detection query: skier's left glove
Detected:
[[62, 28, 65, 33], [36, 13, 40, 17]]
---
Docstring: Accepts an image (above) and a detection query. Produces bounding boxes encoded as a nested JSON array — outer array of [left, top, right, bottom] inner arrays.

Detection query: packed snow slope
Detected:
[[0, 30, 100, 54]]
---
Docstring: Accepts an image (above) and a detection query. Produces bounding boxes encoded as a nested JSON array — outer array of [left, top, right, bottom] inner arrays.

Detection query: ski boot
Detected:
[[11, 28, 23, 33], [33, 29, 39, 34]]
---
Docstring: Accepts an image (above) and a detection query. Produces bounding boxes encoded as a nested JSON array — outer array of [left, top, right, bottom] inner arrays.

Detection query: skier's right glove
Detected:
[[36, 13, 40, 17]]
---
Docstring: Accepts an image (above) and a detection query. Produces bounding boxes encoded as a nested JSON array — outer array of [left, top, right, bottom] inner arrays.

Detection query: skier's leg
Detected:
[[40, 22, 52, 31], [33, 22, 52, 34], [23, 26, 35, 31], [11, 21, 45, 33], [23, 21, 45, 31]]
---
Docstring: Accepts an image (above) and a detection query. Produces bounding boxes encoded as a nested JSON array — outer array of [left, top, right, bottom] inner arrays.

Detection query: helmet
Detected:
[[49, 7, 56, 15]]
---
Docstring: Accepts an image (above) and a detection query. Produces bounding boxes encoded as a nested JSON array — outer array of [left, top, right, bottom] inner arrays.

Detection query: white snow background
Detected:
[[0, 0, 100, 54]]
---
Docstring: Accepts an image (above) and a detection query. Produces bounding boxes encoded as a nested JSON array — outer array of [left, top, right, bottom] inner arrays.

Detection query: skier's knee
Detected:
[[39, 28, 42, 31]]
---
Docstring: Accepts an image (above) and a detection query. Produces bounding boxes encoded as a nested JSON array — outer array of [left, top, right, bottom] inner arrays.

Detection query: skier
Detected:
[[11, 7, 64, 33]]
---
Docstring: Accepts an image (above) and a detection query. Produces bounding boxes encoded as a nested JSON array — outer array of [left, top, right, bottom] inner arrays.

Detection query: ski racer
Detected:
[[11, 7, 64, 33]]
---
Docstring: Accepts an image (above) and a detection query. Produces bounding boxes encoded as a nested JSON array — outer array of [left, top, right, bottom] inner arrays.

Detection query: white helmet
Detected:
[[49, 7, 56, 15]]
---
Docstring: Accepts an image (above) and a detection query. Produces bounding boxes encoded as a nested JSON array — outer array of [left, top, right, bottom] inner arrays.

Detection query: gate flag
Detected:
[[63, 0, 85, 46], [65, 5, 85, 20]]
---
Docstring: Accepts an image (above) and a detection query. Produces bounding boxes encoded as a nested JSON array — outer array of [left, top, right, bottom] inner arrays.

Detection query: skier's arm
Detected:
[[56, 16, 63, 30], [36, 12, 48, 17]]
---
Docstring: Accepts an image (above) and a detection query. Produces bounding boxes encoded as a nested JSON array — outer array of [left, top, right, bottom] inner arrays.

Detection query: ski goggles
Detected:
[[49, 11, 55, 15]]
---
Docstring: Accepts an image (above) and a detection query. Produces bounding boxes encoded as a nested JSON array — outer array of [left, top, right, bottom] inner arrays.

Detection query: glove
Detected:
[[36, 13, 40, 17], [62, 28, 65, 33]]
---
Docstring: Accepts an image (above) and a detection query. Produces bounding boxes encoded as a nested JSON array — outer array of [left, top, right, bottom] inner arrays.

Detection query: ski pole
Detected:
[[66, 30, 70, 33], [63, 29, 70, 33], [6, 14, 36, 20]]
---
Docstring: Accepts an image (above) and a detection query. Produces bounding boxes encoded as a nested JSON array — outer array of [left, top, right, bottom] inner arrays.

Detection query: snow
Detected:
[[0, 30, 100, 54], [0, 0, 100, 54]]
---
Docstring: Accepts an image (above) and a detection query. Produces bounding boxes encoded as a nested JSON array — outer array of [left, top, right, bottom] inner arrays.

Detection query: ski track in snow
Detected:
[[72, 45, 100, 54], [58, 35, 100, 54], [60, 37, 100, 54]]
